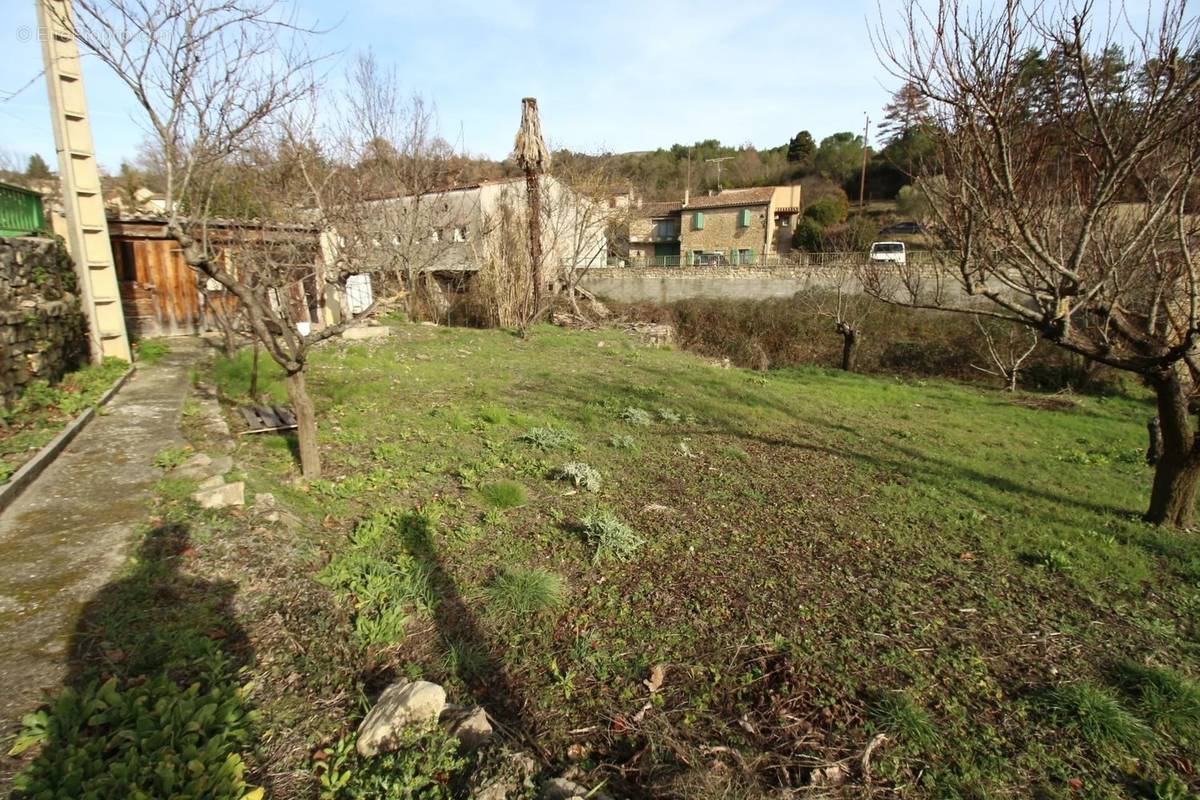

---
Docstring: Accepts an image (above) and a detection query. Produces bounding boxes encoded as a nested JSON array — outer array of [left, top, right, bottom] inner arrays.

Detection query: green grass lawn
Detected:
[[26, 324, 1196, 799]]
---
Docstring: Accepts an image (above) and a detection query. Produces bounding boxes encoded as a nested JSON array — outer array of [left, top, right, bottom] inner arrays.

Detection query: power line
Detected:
[[1, 70, 45, 103]]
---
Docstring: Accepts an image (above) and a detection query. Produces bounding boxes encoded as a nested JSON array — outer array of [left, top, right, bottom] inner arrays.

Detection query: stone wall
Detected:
[[0, 237, 87, 407]]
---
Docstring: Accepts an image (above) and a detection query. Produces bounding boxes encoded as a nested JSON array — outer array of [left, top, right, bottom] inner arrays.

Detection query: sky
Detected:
[[0, 0, 899, 175]]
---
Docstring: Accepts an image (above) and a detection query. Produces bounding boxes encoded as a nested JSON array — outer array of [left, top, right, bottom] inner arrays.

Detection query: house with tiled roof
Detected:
[[627, 185, 803, 266]]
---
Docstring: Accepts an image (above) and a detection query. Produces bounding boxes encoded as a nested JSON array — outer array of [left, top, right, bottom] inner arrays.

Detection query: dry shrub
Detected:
[[612, 294, 1128, 393], [466, 195, 533, 328]]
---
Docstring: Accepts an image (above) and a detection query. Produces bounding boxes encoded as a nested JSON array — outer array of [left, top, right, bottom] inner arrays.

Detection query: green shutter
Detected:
[[740, 209, 751, 227], [694, 212, 704, 230]]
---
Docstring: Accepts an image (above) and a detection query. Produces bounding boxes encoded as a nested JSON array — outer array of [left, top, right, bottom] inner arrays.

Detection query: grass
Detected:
[[485, 567, 565, 619], [132, 322, 1200, 798], [477, 479, 528, 509], [132, 338, 171, 365], [0, 357, 129, 482]]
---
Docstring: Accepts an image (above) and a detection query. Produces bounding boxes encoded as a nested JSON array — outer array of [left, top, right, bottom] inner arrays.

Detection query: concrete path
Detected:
[[0, 339, 200, 744]]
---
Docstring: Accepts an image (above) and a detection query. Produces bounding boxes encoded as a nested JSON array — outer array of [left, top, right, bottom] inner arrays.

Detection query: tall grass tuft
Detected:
[[1112, 661, 1200, 745], [479, 480, 528, 509], [486, 567, 564, 619], [1042, 682, 1153, 757], [866, 690, 939, 752]]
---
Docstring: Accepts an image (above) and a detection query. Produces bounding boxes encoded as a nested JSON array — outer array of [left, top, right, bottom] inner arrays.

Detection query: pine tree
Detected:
[[879, 83, 930, 143], [25, 153, 52, 179], [786, 130, 815, 163]]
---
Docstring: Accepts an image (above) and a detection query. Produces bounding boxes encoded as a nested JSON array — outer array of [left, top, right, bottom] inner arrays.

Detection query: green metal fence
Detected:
[[0, 181, 48, 237]]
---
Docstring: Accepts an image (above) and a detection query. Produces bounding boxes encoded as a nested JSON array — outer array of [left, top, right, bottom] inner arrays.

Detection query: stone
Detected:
[[356, 680, 446, 756], [192, 480, 245, 509], [542, 776, 611, 800], [252, 492, 276, 509], [197, 474, 225, 491], [180, 452, 213, 470], [341, 324, 392, 340], [471, 750, 538, 800], [439, 705, 493, 749]]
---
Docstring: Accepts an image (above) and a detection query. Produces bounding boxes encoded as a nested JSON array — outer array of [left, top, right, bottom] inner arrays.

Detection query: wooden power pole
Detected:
[[858, 113, 870, 210], [37, 0, 131, 362]]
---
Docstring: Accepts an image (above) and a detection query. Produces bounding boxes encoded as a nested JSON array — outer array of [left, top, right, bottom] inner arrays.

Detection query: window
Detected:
[[691, 249, 703, 265], [778, 216, 790, 228], [653, 219, 677, 239], [739, 249, 753, 265], [452, 227, 466, 242], [429, 229, 441, 243], [693, 212, 705, 230], [739, 209, 751, 227]]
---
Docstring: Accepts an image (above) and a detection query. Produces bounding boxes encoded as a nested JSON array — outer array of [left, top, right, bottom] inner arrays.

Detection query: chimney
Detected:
[[683, 187, 689, 207]]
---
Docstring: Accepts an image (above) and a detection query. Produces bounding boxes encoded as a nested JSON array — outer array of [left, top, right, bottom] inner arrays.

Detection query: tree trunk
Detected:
[[1144, 370, 1200, 527], [249, 339, 260, 400], [286, 370, 320, 479], [839, 328, 859, 372], [525, 171, 542, 326]]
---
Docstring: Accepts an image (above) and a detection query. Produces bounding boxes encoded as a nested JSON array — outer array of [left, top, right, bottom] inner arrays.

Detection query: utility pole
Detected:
[[37, 0, 131, 362], [705, 156, 734, 191], [858, 113, 870, 210]]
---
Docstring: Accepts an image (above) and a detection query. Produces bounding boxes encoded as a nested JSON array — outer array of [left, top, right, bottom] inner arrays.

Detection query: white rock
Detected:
[[252, 492, 276, 508], [543, 776, 610, 800], [179, 452, 212, 470], [192, 481, 245, 509], [197, 475, 225, 491], [342, 325, 393, 340], [356, 680, 446, 756]]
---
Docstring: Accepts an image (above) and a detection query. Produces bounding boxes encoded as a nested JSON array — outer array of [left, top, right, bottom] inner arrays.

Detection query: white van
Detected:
[[869, 241, 907, 264]]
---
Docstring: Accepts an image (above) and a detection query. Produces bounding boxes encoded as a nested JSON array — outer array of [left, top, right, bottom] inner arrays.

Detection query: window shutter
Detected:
[[694, 212, 704, 230], [740, 209, 751, 227]]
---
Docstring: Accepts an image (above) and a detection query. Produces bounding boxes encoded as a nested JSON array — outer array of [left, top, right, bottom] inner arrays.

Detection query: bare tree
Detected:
[[800, 270, 876, 371], [869, 0, 1200, 526], [65, 0, 387, 479], [971, 316, 1040, 391], [543, 161, 624, 316]]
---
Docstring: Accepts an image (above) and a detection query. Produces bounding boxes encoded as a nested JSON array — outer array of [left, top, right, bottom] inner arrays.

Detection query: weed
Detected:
[[581, 507, 644, 563], [866, 690, 939, 752], [314, 726, 465, 799], [520, 426, 576, 449], [133, 339, 171, 366], [1042, 682, 1153, 757], [478, 480, 527, 509], [608, 434, 637, 450], [619, 407, 653, 426], [486, 567, 565, 619], [719, 445, 750, 462], [552, 462, 602, 492], [479, 405, 510, 425], [657, 407, 682, 423], [153, 446, 190, 470]]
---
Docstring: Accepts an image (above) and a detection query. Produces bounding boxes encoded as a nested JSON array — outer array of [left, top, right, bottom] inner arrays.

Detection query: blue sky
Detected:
[[0, 0, 898, 174]]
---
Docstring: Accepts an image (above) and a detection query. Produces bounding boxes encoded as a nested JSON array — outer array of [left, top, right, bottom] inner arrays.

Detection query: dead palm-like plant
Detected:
[[512, 97, 551, 330]]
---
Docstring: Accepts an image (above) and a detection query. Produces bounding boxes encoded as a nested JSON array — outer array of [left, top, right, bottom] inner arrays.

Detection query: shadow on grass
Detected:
[[9, 521, 258, 796], [397, 513, 536, 751]]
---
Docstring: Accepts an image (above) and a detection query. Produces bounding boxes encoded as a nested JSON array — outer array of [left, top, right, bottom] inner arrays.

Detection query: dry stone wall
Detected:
[[0, 236, 87, 406]]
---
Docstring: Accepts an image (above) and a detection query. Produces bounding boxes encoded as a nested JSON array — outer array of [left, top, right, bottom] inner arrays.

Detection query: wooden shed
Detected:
[[107, 216, 323, 338]]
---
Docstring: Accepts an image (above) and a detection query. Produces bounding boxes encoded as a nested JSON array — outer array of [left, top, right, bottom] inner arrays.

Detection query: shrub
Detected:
[[791, 217, 826, 252], [12, 673, 258, 800], [486, 567, 565, 619], [479, 480, 528, 509], [608, 434, 637, 450], [581, 507, 644, 563], [552, 462, 602, 492], [803, 193, 849, 227]]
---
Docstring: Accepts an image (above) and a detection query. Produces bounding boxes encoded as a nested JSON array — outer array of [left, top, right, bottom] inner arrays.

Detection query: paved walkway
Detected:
[[0, 340, 199, 744]]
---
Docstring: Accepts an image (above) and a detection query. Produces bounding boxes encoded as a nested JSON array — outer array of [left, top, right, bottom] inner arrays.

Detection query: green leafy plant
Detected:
[[486, 567, 565, 619], [134, 339, 172, 365], [657, 407, 682, 423], [866, 690, 939, 752], [552, 462, 602, 492], [608, 434, 637, 450], [581, 507, 644, 563], [154, 446, 191, 470], [479, 480, 527, 509], [12, 671, 258, 800], [314, 726, 465, 799]]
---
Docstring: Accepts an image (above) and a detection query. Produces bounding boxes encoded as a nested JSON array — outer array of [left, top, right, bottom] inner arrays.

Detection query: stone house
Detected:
[[627, 185, 804, 266]]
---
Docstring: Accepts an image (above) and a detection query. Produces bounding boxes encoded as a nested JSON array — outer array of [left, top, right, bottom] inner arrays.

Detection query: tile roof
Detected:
[[682, 186, 776, 210], [632, 201, 683, 218]]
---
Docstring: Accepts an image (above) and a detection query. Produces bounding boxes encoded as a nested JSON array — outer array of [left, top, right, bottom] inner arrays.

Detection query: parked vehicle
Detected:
[[879, 221, 922, 235], [869, 241, 907, 264]]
